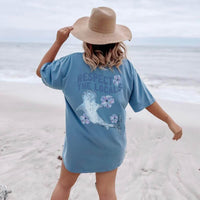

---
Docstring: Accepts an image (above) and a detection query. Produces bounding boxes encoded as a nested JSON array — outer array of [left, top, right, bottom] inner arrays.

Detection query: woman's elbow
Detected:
[[36, 68, 41, 77]]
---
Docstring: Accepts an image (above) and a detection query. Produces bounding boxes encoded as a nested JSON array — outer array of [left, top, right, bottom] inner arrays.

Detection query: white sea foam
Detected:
[[0, 42, 200, 104]]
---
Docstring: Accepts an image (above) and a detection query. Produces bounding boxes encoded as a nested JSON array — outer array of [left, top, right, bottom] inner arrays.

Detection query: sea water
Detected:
[[0, 42, 199, 104]]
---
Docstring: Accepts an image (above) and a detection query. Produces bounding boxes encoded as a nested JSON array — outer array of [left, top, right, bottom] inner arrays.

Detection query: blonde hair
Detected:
[[82, 41, 127, 72]]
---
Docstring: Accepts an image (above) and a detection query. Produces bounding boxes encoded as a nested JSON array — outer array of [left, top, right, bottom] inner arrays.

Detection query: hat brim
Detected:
[[71, 17, 132, 44]]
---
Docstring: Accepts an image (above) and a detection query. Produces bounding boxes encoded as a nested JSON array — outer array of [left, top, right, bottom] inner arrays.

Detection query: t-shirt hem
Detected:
[[134, 98, 156, 112], [63, 159, 124, 173], [40, 62, 51, 86]]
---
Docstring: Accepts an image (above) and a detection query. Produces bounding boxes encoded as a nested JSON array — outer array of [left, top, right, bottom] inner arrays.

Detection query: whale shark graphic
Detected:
[[76, 90, 121, 131]]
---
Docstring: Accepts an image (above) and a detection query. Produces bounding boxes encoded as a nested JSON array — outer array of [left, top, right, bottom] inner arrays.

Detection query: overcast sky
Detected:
[[0, 0, 200, 45]]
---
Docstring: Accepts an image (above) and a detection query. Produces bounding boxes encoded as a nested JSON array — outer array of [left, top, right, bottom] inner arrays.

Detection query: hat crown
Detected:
[[88, 7, 116, 34]]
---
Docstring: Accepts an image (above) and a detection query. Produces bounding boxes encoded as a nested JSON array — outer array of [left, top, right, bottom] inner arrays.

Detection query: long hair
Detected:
[[82, 41, 127, 72]]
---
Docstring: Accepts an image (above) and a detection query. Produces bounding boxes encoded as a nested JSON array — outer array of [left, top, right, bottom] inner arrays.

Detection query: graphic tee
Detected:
[[40, 52, 156, 173]]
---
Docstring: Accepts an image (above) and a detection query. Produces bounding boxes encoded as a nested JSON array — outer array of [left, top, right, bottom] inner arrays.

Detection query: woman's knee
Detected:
[[95, 181, 116, 200], [58, 161, 80, 190], [97, 189, 117, 200], [58, 178, 75, 191]]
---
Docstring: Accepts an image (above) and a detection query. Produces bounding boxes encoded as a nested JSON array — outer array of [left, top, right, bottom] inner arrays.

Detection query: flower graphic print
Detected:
[[101, 95, 114, 108], [80, 113, 90, 124], [110, 114, 118, 123], [113, 75, 121, 86]]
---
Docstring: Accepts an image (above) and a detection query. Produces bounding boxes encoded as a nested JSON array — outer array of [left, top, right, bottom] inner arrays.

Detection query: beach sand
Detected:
[[0, 81, 200, 200]]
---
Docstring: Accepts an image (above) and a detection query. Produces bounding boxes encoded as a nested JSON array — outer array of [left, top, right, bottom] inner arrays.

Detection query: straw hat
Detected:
[[71, 7, 132, 45]]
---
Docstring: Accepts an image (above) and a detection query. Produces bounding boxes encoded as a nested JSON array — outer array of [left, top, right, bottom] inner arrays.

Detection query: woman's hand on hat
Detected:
[[55, 26, 74, 45]]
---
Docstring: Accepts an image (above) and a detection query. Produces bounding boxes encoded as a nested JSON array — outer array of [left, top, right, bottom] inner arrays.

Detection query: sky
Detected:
[[0, 0, 200, 45]]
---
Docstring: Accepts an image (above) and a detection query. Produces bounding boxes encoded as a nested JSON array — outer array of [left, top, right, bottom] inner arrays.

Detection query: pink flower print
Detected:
[[101, 95, 114, 108], [80, 113, 90, 124], [113, 75, 121, 86], [110, 114, 118, 123]]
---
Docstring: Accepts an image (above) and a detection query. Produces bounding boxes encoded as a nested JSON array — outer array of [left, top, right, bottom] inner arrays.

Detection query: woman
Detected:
[[36, 6, 182, 200]]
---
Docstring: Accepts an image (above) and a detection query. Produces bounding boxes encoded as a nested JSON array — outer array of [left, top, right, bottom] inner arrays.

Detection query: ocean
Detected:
[[0, 42, 200, 104]]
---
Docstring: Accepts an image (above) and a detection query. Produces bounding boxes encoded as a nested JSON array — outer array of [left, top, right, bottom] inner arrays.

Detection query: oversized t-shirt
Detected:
[[40, 52, 156, 173]]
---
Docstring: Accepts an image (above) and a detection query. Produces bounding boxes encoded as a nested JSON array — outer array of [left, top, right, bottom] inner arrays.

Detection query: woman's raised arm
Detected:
[[36, 26, 73, 77]]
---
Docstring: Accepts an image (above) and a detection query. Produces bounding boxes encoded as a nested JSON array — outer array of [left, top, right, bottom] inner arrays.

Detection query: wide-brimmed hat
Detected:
[[71, 7, 132, 45]]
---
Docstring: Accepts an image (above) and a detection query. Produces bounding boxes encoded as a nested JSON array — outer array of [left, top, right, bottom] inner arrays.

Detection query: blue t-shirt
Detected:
[[40, 52, 156, 173]]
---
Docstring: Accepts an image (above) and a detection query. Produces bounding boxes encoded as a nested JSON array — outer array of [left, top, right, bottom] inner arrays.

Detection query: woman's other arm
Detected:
[[146, 101, 183, 141]]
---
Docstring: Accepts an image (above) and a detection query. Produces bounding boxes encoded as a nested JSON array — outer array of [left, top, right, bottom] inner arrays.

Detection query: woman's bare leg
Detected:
[[50, 160, 80, 200], [95, 167, 118, 200]]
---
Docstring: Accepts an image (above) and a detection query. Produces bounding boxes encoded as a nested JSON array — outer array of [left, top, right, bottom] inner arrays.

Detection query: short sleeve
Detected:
[[40, 54, 71, 90], [128, 62, 156, 112]]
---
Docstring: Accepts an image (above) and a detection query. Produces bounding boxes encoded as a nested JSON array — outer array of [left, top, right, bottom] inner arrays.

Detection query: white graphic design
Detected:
[[76, 90, 116, 130]]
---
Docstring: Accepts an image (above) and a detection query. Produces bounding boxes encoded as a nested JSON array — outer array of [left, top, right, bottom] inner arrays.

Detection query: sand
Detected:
[[0, 80, 200, 200]]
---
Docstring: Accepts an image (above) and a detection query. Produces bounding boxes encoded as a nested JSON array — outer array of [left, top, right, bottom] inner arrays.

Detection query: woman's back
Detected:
[[40, 50, 155, 173]]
